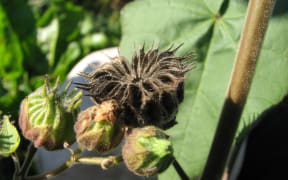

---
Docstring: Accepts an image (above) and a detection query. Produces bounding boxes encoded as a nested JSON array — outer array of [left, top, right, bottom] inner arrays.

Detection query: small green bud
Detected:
[[122, 126, 174, 177], [19, 77, 82, 150], [74, 100, 124, 152]]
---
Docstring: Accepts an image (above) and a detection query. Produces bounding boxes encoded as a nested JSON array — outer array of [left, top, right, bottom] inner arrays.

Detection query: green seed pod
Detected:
[[19, 77, 82, 150], [122, 126, 174, 177], [74, 100, 124, 152]]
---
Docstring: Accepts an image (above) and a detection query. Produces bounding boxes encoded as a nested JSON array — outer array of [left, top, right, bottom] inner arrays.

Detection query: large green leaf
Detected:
[[37, 1, 84, 73], [120, 0, 288, 179], [0, 115, 20, 157], [36, 1, 110, 81], [0, 2, 24, 81], [2, 0, 47, 75], [0, 2, 25, 110]]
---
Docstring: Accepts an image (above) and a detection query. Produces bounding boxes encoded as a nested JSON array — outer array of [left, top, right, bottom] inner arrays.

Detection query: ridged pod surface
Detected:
[[122, 126, 174, 177], [74, 100, 125, 152], [19, 77, 82, 150], [77, 45, 193, 129]]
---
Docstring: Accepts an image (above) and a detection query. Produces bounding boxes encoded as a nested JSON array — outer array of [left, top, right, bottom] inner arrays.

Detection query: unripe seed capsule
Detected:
[[74, 100, 124, 152], [19, 78, 82, 150], [122, 126, 174, 177]]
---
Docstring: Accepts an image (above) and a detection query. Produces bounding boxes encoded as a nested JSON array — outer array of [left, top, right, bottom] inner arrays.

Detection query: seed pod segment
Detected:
[[19, 78, 82, 150], [74, 100, 124, 152]]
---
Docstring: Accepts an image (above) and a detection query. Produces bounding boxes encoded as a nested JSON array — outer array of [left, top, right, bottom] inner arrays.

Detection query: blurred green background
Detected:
[[0, 0, 131, 179]]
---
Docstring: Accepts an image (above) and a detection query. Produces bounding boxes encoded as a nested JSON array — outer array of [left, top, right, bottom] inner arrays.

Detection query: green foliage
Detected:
[[120, 0, 288, 179], [0, 2, 26, 111], [0, 0, 121, 113], [0, 115, 20, 157], [0, 1, 122, 178]]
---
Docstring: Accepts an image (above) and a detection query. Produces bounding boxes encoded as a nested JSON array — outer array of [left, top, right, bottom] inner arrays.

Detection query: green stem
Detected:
[[14, 143, 37, 180], [77, 155, 123, 169], [23, 161, 74, 180], [12, 153, 21, 179], [200, 1, 276, 180], [22, 149, 122, 180], [23, 148, 81, 180]]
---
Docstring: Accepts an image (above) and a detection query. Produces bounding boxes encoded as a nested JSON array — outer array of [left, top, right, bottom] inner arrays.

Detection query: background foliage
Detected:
[[0, 0, 127, 115], [0, 0, 130, 179]]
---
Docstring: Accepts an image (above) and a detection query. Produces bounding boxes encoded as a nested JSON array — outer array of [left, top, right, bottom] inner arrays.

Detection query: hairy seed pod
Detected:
[[122, 126, 174, 177], [74, 100, 124, 152], [19, 77, 82, 150], [76, 45, 193, 129]]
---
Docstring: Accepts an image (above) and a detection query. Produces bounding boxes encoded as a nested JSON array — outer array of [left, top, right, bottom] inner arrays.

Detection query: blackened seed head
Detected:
[[128, 85, 142, 110], [176, 82, 185, 103], [77, 45, 194, 129], [160, 91, 178, 116], [143, 82, 155, 93], [142, 100, 163, 126]]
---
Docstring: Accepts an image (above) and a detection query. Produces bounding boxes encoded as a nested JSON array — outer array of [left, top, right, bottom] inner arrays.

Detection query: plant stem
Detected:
[[12, 153, 21, 179], [24, 160, 74, 180], [200, 1, 276, 180], [22, 148, 81, 180], [172, 159, 189, 180], [22, 148, 122, 180], [18, 143, 37, 176], [77, 155, 123, 169]]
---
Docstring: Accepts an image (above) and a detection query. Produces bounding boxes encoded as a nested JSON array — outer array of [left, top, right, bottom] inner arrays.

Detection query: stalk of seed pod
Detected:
[[76, 44, 194, 129], [122, 126, 174, 177], [19, 77, 82, 150], [74, 100, 125, 152]]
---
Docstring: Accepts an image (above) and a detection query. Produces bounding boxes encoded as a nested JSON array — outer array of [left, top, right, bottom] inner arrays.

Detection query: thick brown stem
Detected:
[[200, 1, 276, 180]]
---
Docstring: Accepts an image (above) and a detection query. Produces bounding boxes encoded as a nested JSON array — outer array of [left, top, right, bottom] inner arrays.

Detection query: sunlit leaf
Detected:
[[0, 115, 20, 157]]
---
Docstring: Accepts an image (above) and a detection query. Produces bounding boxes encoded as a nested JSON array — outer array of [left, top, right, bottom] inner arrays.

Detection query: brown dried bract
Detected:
[[77, 44, 194, 129], [74, 100, 124, 152]]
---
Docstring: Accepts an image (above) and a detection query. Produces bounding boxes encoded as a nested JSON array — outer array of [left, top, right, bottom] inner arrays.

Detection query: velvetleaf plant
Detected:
[[74, 45, 193, 175], [0, 0, 286, 180], [3, 44, 193, 180]]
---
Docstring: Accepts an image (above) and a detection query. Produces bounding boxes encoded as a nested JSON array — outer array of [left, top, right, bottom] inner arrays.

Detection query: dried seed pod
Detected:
[[74, 100, 124, 152], [122, 126, 174, 177], [77, 45, 193, 129], [19, 77, 82, 150]]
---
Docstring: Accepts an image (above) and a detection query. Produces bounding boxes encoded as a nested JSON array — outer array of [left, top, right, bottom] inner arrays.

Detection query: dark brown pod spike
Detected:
[[77, 45, 194, 129]]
